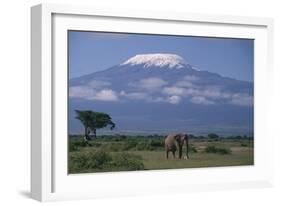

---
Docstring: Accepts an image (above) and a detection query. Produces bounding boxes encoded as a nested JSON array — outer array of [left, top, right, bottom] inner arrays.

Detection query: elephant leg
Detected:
[[179, 148, 182, 159], [172, 150, 176, 158], [166, 150, 169, 159]]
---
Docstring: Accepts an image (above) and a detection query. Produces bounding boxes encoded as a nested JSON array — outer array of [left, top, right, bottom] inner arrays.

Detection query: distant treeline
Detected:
[[69, 133, 253, 140]]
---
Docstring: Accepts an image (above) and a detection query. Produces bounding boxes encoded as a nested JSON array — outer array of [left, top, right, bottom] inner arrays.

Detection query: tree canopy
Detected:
[[75, 110, 115, 140]]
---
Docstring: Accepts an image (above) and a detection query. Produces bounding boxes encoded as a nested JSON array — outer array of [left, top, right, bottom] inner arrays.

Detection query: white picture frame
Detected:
[[31, 3, 274, 202]]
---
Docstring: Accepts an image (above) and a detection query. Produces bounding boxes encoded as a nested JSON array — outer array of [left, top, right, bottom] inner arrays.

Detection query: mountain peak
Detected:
[[121, 53, 188, 68]]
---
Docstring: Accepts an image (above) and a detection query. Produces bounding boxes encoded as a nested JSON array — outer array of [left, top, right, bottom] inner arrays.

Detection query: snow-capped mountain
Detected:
[[69, 53, 253, 136], [121, 53, 189, 69]]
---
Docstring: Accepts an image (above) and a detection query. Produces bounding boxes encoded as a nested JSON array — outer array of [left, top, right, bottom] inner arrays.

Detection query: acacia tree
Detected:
[[75, 110, 115, 141]]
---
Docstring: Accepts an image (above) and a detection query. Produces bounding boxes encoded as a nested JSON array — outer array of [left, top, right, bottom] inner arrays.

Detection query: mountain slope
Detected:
[[69, 53, 253, 136]]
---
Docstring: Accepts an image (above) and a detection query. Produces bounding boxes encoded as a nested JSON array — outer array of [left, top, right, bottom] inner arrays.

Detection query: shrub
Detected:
[[217, 148, 231, 154], [110, 153, 144, 170], [114, 138, 122, 142], [240, 143, 248, 147], [188, 144, 198, 153], [69, 139, 104, 151], [204, 145, 231, 155], [136, 141, 152, 151], [69, 150, 145, 173], [90, 142, 102, 147], [92, 150, 112, 167], [123, 140, 138, 150], [69, 139, 88, 151], [101, 143, 123, 152], [69, 139, 89, 147], [69, 150, 112, 172], [205, 145, 217, 153], [150, 139, 164, 147], [69, 142, 79, 152], [108, 143, 121, 152]]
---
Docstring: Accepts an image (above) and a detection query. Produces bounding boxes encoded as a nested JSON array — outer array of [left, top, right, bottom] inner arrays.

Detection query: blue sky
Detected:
[[69, 31, 254, 81]]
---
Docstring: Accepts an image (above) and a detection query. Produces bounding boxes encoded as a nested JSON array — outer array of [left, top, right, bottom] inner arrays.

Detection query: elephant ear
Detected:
[[175, 134, 183, 142], [178, 133, 185, 140]]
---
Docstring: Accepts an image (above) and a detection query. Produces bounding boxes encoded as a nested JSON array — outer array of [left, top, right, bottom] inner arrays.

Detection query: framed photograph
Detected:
[[31, 3, 274, 201]]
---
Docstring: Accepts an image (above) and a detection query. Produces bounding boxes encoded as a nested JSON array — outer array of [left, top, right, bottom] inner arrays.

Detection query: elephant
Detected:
[[164, 133, 189, 159]]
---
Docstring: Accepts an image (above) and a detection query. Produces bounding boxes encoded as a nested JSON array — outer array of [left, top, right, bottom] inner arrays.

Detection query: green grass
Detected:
[[68, 135, 254, 173], [135, 149, 253, 170]]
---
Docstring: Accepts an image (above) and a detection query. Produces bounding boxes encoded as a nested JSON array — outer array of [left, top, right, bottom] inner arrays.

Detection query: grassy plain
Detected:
[[68, 135, 254, 174]]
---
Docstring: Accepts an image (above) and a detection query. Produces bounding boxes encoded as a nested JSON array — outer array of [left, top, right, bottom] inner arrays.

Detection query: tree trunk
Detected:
[[185, 137, 189, 159], [84, 126, 91, 142], [93, 128, 97, 138]]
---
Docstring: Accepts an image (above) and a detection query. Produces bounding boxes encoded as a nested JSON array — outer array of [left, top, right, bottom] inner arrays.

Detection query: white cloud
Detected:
[[91, 89, 119, 101], [130, 77, 167, 90], [69, 86, 94, 98], [179, 86, 233, 100], [190, 96, 215, 105], [120, 90, 126, 96], [163, 86, 186, 96], [120, 90, 182, 104], [200, 87, 225, 99], [183, 75, 199, 82], [229, 93, 253, 106], [166, 87, 199, 97], [176, 75, 199, 88], [162, 85, 251, 106], [70, 81, 253, 107], [167, 95, 181, 104], [88, 80, 111, 88], [120, 91, 149, 100], [153, 97, 166, 103], [162, 85, 227, 100], [69, 86, 118, 102], [175, 81, 193, 88]]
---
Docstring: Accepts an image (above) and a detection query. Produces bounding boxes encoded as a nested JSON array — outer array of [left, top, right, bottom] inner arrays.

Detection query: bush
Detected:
[[150, 139, 164, 147], [69, 150, 112, 172], [188, 144, 198, 153], [123, 140, 138, 150], [110, 153, 144, 170], [136, 141, 152, 151], [92, 150, 112, 167], [204, 145, 231, 155], [240, 143, 248, 147], [69, 142, 79, 152], [74, 139, 88, 147], [122, 139, 164, 151], [69, 150, 145, 173], [105, 143, 123, 152], [101, 140, 159, 152], [89, 142, 102, 147], [69, 139, 88, 151]]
